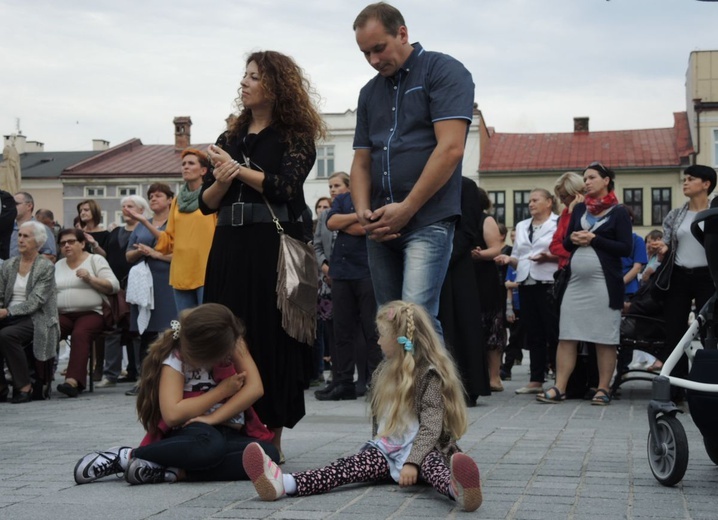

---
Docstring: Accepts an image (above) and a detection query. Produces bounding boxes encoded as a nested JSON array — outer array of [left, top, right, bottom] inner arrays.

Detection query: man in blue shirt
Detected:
[[316, 188, 382, 401], [10, 192, 57, 261], [350, 2, 474, 333]]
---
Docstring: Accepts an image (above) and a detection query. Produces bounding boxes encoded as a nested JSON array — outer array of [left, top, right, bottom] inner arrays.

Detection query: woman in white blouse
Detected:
[[495, 189, 559, 394], [55, 228, 119, 397]]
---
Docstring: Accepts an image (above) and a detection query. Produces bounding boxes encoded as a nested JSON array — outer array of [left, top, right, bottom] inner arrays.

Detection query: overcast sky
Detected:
[[1, 0, 716, 151]]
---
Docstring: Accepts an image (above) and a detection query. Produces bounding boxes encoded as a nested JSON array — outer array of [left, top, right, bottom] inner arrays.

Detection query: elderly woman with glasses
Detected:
[[0, 221, 59, 403], [537, 162, 632, 406], [55, 228, 119, 397], [495, 189, 559, 395]]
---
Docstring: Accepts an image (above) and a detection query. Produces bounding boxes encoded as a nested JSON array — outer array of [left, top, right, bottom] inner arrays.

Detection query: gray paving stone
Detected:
[[2, 362, 717, 519]]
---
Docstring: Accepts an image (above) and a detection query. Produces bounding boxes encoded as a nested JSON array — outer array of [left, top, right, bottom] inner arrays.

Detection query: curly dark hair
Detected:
[[229, 51, 326, 148]]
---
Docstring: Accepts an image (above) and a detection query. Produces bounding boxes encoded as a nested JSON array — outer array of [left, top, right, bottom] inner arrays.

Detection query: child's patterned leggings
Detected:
[[291, 447, 452, 497]]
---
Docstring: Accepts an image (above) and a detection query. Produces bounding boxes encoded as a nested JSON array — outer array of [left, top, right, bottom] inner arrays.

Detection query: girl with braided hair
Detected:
[[241, 301, 483, 512]]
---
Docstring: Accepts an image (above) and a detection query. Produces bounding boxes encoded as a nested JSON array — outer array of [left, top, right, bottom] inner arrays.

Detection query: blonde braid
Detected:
[[405, 305, 415, 344]]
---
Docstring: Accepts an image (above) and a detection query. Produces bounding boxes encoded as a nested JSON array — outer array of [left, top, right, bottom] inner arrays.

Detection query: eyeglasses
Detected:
[[59, 239, 79, 247]]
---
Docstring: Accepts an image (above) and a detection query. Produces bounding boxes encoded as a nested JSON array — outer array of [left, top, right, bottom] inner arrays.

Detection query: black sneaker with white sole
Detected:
[[125, 457, 178, 485], [74, 446, 130, 484]]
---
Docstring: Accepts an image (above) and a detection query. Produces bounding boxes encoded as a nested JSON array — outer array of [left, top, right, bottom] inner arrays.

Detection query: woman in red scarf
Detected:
[[537, 163, 632, 405]]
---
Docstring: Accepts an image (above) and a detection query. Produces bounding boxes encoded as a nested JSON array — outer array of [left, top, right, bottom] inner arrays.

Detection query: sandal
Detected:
[[591, 388, 611, 406], [536, 386, 565, 404]]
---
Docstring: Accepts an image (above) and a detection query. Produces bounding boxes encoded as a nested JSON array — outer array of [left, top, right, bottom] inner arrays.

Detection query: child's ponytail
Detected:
[[136, 303, 246, 435], [136, 330, 179, 434]]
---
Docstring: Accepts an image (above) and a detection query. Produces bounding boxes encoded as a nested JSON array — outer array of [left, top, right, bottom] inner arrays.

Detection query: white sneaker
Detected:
[[450, 453, 482, 512], [242, 442, 284, 501], [96, 379, 116, 388], [74, 446, 130, 484]]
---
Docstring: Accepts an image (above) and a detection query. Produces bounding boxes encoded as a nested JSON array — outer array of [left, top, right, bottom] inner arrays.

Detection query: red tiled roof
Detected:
[[62, 139, 211, 178], [480, 112, 694, 173]]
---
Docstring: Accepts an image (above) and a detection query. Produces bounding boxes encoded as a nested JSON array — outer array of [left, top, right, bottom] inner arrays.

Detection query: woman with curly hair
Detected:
[[203, 50, 325, 459]]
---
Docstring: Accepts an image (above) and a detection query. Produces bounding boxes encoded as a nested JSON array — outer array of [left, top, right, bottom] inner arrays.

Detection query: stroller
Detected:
[[647, 203, 718, 486], [611, 284, 666, 396]]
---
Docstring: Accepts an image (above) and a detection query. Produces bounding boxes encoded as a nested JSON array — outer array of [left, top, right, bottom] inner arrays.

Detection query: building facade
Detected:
[[686, 50, 718, 169], [478, 114, 694, 237]]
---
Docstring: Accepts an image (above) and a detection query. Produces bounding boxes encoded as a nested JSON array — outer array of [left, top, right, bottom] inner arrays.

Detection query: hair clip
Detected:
[[397, 336, 413, 352], [170, 320, 181, 340]]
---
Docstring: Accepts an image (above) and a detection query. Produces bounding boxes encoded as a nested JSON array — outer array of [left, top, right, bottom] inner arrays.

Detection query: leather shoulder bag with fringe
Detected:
[[261, 194, 318, 344], [240, 152, 317, 344]]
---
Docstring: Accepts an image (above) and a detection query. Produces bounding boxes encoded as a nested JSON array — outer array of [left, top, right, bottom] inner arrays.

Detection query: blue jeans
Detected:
[[366, 219, 455, 336], [173, 287, 205, 314]]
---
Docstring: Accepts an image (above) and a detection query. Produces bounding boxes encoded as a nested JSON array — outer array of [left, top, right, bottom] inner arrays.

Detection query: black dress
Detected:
[[474, 212, 506, 351], [439, 177, 490, 401], [199, 126, 315, 429]]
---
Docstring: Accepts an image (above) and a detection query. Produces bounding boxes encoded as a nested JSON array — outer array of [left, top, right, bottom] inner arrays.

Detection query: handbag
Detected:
[[651, 245, 676, 299], [262, 194, 318, 344], [90, 255, 129, 330], [551, 266, 571, 307]]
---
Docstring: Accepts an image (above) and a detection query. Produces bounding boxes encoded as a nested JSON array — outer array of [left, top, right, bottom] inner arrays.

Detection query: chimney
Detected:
[[25, 140, 44, 152], [4, 134, 27, 154], [92, 139, 110, 151], [173, 116, 192, 150], [574, 117, 589, 133]]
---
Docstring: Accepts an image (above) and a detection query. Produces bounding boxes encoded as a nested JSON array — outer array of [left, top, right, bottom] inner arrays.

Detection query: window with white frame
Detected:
[[118, 186, 138, 197], [84, 186, 106, 198], [114, 211, 124, 226], [315, 145, 335, 178], [100, 210, 108, 226]]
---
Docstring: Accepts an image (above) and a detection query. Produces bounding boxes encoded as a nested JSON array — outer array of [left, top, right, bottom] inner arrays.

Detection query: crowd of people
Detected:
[[1, 1, 715, 513]]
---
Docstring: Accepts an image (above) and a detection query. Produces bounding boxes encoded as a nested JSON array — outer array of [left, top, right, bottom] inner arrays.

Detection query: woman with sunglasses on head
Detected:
[[537, 163, 632, 405], [655, 165, 716, 391]]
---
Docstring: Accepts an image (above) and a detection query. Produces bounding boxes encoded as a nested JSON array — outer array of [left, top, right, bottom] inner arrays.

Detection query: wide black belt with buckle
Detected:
[[217, 202, 291, 226]]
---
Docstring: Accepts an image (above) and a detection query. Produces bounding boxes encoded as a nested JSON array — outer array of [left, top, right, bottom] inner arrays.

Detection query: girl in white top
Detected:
[[72, 303, 277, 485], [242, 301, 483, 513]]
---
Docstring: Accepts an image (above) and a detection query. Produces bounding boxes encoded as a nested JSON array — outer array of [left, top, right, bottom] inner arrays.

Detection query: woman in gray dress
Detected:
[[537, 163, 632, 405]]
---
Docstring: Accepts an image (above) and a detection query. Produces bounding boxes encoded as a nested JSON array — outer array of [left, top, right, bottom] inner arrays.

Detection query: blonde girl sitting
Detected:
[[73, 303, 278, 485], [242, 301, 483, 512]]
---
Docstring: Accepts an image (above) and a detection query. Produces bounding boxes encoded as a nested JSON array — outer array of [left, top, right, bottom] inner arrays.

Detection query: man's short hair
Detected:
[[36, 208, 54, 221], [353, 2, 405, 36], [16, 191, 34, 210]]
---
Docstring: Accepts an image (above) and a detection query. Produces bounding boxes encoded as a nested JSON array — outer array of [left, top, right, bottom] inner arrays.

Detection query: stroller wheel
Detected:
[[647, 415, 689, 486], [704, 436, 718, 465]]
